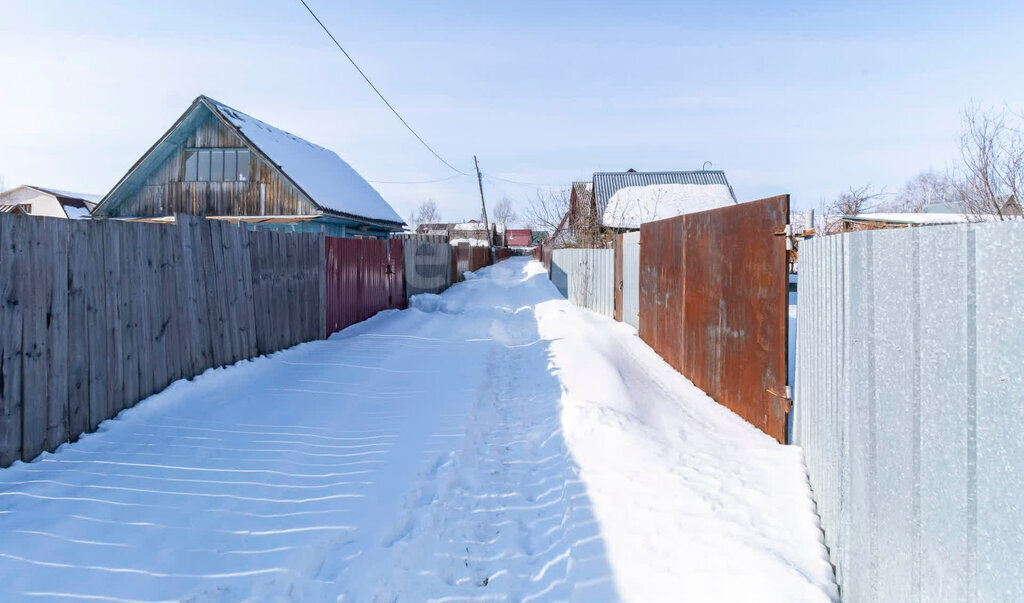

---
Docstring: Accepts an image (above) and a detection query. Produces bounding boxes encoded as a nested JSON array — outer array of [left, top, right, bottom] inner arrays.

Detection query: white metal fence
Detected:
[[621, 231, 640, 328], [794, 221, 1024, 602], [550, 248, 615, 317]]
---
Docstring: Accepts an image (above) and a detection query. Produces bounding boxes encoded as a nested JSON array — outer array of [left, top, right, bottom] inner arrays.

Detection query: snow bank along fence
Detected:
[[794, 221, 1024, 602], [325, 237, 405, 335], [550, 248, 615, 317], [0, 213, 325, 467], [543, 196, 791, 443], [637, 196, 790, 443]]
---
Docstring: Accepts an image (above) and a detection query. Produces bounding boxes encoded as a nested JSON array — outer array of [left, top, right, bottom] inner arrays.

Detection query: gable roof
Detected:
[[593, 170, 736, 213], [203, 98, 403, 225], [95, 96, 404, 227]]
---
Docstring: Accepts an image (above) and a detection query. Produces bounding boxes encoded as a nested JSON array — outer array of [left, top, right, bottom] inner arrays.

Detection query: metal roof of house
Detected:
[[203, 97, 404, 226], [25, 186, 102, 206], [94, 96, 404, 229], [592, 171, 736, 212]]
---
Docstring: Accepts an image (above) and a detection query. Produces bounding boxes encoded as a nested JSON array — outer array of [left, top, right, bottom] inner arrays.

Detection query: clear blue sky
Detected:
[[2, 0, 1023, 223]]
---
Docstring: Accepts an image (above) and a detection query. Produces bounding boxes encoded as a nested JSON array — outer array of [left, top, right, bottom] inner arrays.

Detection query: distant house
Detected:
[[596, 170, 737, 231], [450, 220, 504, 247], [92, 95, 404, 239], [415, 223, 452, 237], [506, 229, 533, 247], [0, 185, 100, 219]]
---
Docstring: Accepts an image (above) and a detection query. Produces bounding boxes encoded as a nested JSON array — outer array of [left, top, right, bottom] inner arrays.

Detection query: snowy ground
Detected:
[[0, 258, 837, 602]]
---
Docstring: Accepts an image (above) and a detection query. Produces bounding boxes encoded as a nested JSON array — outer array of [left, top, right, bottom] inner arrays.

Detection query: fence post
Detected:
[[614, 234, 624, 322]]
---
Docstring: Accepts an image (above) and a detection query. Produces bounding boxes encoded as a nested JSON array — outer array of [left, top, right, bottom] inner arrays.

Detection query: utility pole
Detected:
[[474, 155, 490, 242]]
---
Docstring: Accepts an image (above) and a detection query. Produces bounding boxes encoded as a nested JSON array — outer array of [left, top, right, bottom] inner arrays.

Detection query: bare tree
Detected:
[[885, 170, 961, 213], [523, 188, 571, 246], [955, 104, 1024, 220], [408, 199, 442, 229], [819, 185, 888, 234], [492, 197, 517, 229]]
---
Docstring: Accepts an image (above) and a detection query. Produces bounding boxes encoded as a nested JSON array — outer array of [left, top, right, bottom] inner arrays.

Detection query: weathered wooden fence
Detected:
[[794, 221, 1024, 602], [325, 237, 405, 335], [0, 213, 325, 467]]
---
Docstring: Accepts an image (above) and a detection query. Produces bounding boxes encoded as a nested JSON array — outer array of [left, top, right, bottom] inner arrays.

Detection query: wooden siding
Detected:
[[105, 110, 320, 218]]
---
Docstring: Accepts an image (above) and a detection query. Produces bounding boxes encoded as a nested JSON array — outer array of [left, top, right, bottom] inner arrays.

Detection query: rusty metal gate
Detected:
[[639, 196, 789, 442], [325, 237, 405, 336]]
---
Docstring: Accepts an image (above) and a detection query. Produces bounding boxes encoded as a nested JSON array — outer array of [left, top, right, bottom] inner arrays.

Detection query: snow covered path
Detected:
[[0, 258, 837, 602]]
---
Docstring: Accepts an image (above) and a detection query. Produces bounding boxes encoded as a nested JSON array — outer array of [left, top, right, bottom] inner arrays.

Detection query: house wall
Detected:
[[102, 111, 319, 218], [0, 189, 67, 218]]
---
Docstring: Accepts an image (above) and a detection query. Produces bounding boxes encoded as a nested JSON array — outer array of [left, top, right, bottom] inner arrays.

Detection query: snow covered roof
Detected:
[[26, 186, 102, 206], [593, 170, 736, 215], [601, 183, 736, 229], [203, 97, 403, 225], [844, 212, 978, 225]]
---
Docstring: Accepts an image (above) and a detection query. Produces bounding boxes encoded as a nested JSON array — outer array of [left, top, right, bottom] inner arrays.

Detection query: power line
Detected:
[[485, 174, 565, 188], [296, 0, 471, 176], [368, 174, 469, 185]]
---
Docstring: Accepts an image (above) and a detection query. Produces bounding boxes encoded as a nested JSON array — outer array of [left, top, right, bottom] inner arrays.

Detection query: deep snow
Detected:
[[0, 258, 836, 602]]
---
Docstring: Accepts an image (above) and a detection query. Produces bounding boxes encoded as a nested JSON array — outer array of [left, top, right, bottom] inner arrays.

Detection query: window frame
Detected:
[[183, 147, 250, 182]]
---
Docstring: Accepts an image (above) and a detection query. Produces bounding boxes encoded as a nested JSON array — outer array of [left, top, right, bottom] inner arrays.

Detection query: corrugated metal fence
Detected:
[[550, 248, 615, 317], [620, 231, 640, 329], [0, 213, 325, 467], [794, 221, 1024, 602], [325, 237, 405, 335], [403, 238, 452, 301]]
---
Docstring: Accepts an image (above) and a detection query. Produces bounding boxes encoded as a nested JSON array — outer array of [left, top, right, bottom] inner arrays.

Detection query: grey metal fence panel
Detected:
[[621, 231, 640, 328], [794, 220, 1024, 602], [403, 239, 452, 301], [550, 248, 615, 317]]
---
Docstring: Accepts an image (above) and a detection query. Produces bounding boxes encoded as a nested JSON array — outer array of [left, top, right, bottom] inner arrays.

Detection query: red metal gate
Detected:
[[325, 238, 405, 336], [639, 196, 789, 442]]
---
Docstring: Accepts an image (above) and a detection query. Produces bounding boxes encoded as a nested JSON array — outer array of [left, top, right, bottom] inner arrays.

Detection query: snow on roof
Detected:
[[62, 204, 93, 220], [449, 237, 490, 247], [601, 183, 735, 229], [845, 212, 978, 225], [204, 97, 404, 225], [452, 221, 504, 232], [593, 170, 735, 213], [27, 186, 101, 206]]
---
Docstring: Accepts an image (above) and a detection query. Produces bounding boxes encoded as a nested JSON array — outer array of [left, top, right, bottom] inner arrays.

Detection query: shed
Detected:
[[92, 95, 405, 238]]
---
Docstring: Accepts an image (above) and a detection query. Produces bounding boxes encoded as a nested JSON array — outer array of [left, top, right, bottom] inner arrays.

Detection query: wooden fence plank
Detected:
[[67, 221, 91, 442], [104, 220, 124, 421], [21, 217, 49, 460], [0, 215, 25, 465], [85, 221, 108, 432]]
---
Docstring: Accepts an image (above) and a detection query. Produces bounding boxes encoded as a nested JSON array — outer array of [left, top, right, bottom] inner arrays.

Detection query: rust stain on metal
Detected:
[[638, 196, 789, 442], [325, 237, 405, 335]]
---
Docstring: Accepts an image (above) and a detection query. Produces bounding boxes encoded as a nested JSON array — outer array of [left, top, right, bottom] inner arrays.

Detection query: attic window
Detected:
[[184, 148, 250, 182]]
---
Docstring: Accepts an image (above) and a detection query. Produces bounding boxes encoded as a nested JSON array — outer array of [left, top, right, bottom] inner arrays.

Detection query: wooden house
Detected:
[[0, 185, 100, 219], [92, 96, 405, 238]]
